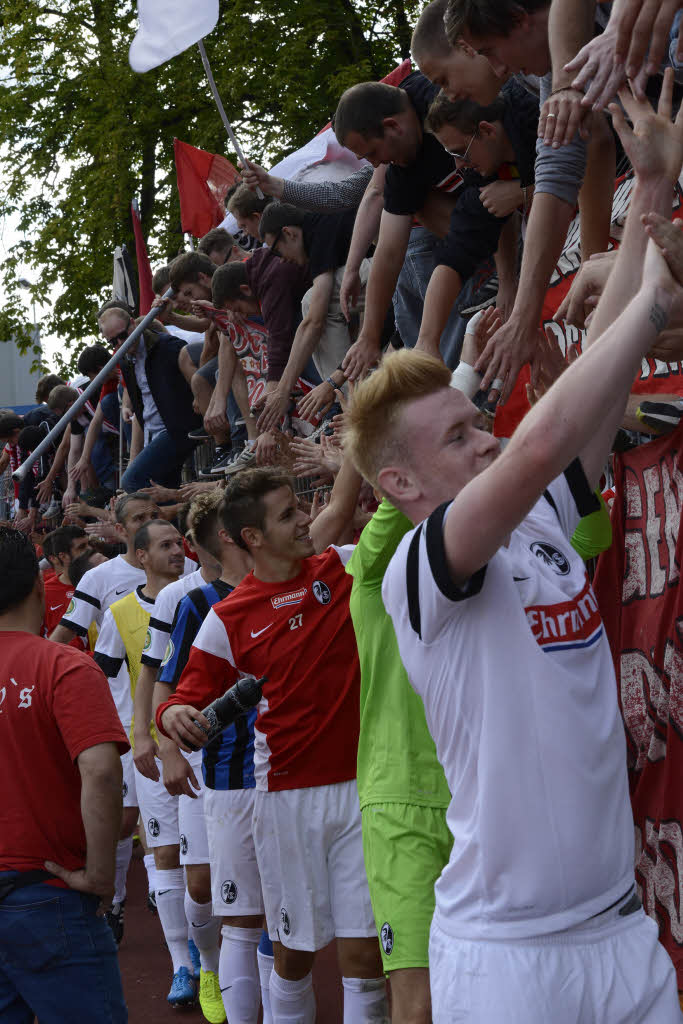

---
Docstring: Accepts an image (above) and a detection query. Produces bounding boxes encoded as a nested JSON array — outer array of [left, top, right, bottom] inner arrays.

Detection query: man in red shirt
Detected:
[[158, 467, 386, 1024], [0, 526, 129, 1022], [42, 525, 90, 642]]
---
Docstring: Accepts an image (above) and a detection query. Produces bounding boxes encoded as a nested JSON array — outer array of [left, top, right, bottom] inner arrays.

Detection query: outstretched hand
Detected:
[[613, 0, 683, 79], [609, 68, 683, 186]]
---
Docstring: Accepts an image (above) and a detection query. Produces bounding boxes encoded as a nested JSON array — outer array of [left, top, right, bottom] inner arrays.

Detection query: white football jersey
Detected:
[[383, 463, 635, 940]]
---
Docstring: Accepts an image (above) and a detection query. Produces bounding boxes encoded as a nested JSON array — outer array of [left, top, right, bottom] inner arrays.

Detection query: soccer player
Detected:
[[133, 494, 223, 1022], [94, 519, 201, 1006], [41, 525, 89, 644], [341, 73, 683, 1024], [49, 492, 164, 644], [157, 467, 387, 1024], [154, 493, 266, 1024]]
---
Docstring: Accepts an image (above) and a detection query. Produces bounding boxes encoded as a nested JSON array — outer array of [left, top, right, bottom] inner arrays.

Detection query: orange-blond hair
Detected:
[[344, 349, 451, 487]]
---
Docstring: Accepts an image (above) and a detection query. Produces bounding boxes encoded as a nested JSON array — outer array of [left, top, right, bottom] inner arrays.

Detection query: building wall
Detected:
[[0, 332, 42, 410]]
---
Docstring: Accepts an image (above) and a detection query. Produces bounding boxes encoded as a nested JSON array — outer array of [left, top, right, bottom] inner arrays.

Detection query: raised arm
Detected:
[[444, 75, 683, 585]]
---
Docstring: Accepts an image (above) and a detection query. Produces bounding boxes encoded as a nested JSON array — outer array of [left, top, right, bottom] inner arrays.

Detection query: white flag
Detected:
[[129, 0, 219, 73]]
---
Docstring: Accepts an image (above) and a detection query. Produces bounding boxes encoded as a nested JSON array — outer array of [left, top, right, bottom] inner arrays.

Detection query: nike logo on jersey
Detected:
[[250, 623, 273, 638], [115, 587, 128, 595], [49, 604, 62, 611], [513, 576, 530, 582]]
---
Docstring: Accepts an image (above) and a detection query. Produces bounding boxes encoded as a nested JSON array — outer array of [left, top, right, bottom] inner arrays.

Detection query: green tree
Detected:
[[0, 0, 419, 373]]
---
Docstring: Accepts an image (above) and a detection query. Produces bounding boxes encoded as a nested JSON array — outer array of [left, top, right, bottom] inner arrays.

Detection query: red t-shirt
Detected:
[[158, 547, 360, 791], [43, 574, 74, 635], [0, 632, 129, 878], [42, 575, 88, 651]]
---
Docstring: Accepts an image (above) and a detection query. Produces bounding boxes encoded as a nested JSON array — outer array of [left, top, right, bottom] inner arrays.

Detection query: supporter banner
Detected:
[[593, 423, 683, 985], [494, 175, 683, 439], [129, 0, 218, 72], [544, 175, 683, 396], [131, 199, 155, 315], [174, 139, 240, 237]]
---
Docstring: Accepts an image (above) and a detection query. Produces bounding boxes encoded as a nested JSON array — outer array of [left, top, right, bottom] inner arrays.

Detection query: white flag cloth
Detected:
[[216, 125, 368, 236], [129, 0, 218, 72], [267, 125, 367, 184]]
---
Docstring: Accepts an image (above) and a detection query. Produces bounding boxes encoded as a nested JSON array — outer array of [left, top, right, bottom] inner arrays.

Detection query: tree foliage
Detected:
[[0, 0, 419, 372]]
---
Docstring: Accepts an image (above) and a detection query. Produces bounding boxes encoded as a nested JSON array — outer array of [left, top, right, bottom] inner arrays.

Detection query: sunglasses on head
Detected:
[[110, 329, 129, 347]]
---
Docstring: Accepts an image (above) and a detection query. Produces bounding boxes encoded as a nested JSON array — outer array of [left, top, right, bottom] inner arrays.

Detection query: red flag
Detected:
[[131, 199, 155, 315], [593, 423, 683, 987], [174, 139, 241, 238]]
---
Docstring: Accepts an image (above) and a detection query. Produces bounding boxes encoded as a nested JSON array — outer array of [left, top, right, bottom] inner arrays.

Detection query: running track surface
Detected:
[[119, 853, 343, 1023]]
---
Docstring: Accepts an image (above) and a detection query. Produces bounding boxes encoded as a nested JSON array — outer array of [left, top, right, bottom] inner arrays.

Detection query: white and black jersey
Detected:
[[383, 460, 635, 941], [140, 568, 206, 669], [93, 586, 156, 730], [59, 554, 196, 636]]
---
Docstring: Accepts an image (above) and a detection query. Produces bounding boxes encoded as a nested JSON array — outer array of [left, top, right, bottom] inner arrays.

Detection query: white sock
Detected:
[[269, 969, 316, 1024], [144, 852, 158, 895], [257, 947, 274, 1024], [219, 924, 262, 1024], [342, 976, 389, 1023], [184, 890, 220, 974], [155, 868, 191, 973], [114, 837, 133, 904]]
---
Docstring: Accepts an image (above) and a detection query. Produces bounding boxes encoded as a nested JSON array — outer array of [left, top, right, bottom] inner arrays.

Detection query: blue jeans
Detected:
[[121, 428, 189, 492], [90, 391, 119, 490], [0, 877, 127, 1023], [393, 226, 493, 369]]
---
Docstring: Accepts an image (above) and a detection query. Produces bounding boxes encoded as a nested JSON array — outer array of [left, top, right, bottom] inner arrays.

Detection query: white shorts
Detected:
[[204, 788, 264, 917], [252, 780, 376, 951], [134, 752, 209, 865], [429, 895, 682, 1023], [121, 750, 138, 808]]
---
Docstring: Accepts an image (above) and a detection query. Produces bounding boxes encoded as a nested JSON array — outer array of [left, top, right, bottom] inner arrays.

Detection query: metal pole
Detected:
[[118, 404, 124, 489], [196, 40, 265, 200], [13, 289, 174, 482]]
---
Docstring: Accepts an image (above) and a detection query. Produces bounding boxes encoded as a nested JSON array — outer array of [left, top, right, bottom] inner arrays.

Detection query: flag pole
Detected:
[[12, 289, 174, 483], [196, 39, 265, 200]]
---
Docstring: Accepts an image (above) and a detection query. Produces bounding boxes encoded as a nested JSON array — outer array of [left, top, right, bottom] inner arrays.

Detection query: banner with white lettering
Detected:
[[593, 423, 683, 984]]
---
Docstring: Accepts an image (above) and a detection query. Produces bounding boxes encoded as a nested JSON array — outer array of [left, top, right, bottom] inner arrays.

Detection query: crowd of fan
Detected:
[[5, 0, 683, 1022]]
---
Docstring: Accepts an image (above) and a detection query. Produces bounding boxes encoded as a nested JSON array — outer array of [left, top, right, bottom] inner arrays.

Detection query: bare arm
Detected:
[[132, 663, 160, 781], [257, 272, 335, 432], [494, 215, 520, 321], [153, 679, 201, 799], [446, 251, 675, 584], [46, 742, 123, 901], [79, 405, 103, 466], [445, 71, 683, 584], [342, 211, 413, 380], [310, 450, 363, 553], [129, 416, 143, 461], [539, 0, 596, 146], [49, 622, 78, 644], [340, 166, 387, 320], [475, 192, 575, 400]]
